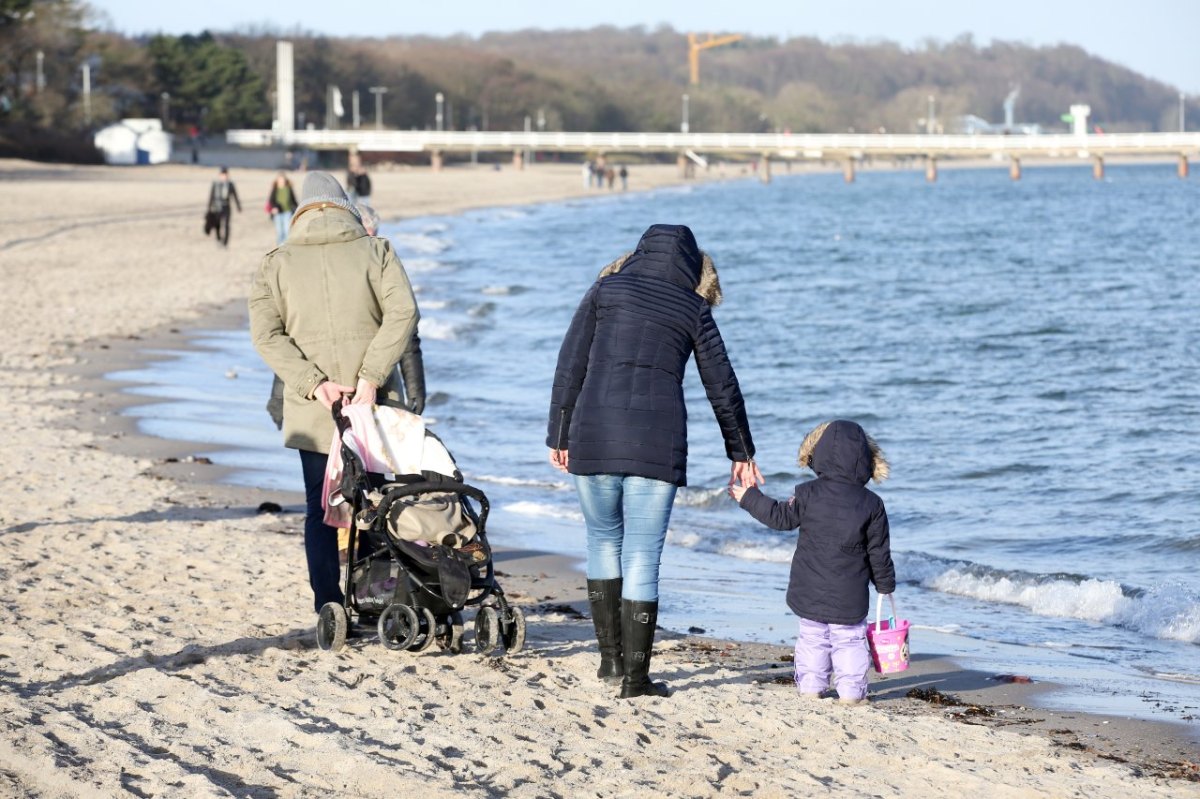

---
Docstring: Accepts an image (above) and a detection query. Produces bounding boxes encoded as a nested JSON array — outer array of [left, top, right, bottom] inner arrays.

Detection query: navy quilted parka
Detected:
[[546, 224, 755, 486]]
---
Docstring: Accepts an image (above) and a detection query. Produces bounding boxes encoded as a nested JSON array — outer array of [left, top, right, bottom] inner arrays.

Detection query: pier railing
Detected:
[[226, 128, 1200, 158]]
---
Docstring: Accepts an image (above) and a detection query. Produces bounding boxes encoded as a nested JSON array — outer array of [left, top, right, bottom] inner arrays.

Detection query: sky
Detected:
[[90, 0, 1200, 94]]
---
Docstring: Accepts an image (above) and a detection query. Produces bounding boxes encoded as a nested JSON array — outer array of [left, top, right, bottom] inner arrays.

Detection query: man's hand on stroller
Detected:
[[314, 380, 355, 410]]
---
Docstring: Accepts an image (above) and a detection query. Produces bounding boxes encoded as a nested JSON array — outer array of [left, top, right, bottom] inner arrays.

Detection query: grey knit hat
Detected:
[[295, 171, 360, 219]]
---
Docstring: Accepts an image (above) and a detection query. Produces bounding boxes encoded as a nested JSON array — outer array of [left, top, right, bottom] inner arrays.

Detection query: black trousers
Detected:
[[299, 449, 344, 613], [217, 208, 231, 246]]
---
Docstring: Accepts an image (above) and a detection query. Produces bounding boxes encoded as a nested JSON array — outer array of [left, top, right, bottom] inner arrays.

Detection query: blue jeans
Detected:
[[273, 210, 293, 245], [574, 474, 677, 602]]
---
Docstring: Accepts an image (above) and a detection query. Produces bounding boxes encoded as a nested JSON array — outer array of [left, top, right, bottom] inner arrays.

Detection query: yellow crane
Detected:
[[688, 32, 744, 85]]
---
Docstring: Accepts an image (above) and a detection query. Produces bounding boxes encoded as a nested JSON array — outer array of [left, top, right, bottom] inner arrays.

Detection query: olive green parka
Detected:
[[249, 204, 419, 453]]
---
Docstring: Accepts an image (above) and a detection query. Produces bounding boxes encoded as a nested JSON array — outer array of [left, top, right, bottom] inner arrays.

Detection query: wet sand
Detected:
[[0, 158, 1197, 797]]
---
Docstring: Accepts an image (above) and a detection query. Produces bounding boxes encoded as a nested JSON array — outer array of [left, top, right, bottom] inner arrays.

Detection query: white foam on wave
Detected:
[[675, 486, 729, 508], [903, 553, 1200, 644], [419, 299, 448, 310], [477, 474, 571, 490], [403, 258, 448, 273], [394, 232, 450, 255], [502, 501, 583, 522], [666, 527, 793, 563], [419, 318, 460, 341], [481, 285, 520, 296]]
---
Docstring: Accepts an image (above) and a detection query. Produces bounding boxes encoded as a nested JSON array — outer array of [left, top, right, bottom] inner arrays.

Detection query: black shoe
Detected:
[[587, 578, 623, 683], [619, 599, 669, 699]]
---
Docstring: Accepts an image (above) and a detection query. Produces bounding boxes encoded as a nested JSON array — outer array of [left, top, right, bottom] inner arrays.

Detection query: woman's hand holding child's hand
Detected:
[[730, 460, 764, 489], [728, 483, 748, 503]]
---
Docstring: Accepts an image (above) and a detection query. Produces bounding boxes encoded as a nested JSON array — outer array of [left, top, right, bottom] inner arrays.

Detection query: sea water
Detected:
[[111, 164, 1200, 723]]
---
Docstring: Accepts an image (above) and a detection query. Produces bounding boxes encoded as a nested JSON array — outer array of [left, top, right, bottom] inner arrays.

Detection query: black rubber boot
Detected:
[[587, 578, 624, 683], [619, 599, 669, 699]]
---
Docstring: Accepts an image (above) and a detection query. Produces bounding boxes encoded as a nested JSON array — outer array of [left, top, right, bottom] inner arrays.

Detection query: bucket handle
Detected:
[[874, 593, 899, 633]]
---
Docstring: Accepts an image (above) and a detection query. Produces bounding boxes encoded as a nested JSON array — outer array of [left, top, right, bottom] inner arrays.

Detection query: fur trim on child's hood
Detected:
[[798, 420, 889, 483], [597, 250, 723, 306]]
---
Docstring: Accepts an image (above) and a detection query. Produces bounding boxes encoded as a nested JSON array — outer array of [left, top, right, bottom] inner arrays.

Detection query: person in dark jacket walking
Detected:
[[548, 223, 762, 699], [730, 420, 895, 704], [206, 167, 241, 247]]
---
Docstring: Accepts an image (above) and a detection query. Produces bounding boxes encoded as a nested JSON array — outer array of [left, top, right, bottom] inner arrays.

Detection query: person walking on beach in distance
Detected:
[[618, 164, 628, 191], [548, 223, 762, 699], [729, 420, 895, 704], [265, 172, 298, 246], [346, 154, 372, 205], [264, 201, 425, 431], [206, 167, 241, 247], [250, 172, 419, 617]]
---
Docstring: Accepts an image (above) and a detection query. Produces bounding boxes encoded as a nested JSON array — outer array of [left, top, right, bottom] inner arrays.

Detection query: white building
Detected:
[[94, 118, 172, 165]]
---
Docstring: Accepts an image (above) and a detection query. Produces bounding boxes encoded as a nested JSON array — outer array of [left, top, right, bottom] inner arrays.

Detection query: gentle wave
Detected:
[[403, 257, 449, 273], [419, 318, 461, 341], [501, 501, 583, 523], [394, 231, 451, 255], [477, 475, 572, 490], [900, 552, 1200, 644]]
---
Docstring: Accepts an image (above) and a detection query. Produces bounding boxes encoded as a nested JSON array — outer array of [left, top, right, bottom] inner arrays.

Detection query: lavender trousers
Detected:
[[794, 617, 871, 701]]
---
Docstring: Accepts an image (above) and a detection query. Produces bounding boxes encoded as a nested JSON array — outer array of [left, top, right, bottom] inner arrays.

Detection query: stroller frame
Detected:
[[316, 403, 526, 655]]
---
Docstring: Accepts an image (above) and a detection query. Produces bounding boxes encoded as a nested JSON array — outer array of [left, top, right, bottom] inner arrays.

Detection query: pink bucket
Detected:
[[867, 594, 910, 674]]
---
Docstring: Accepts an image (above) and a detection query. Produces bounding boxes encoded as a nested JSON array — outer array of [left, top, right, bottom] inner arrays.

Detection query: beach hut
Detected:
[[94, 119, 172, 165]]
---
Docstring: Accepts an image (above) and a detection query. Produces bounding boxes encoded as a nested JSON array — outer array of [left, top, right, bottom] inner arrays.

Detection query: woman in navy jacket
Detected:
[[547, 223, 761, 698]]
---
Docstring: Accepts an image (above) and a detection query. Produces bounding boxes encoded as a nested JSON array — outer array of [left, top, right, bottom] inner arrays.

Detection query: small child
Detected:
[[730, 420, 895, 704]]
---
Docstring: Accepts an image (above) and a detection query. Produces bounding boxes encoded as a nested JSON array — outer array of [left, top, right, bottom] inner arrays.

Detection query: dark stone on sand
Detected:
[[257, 502, 283, 514]]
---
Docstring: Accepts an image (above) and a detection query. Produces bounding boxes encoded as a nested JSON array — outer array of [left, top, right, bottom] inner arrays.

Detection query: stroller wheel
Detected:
[[316, 603, 349, 652], [501, 605, 527, 655], [474, 607, 500, 654], [436, 612, 464, 654], [410, 607, 438, 653], [377, 603, 420, 651]]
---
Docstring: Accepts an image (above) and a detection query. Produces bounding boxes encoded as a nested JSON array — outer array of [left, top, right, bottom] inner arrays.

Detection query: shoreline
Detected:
[[65, 231, 1200, 773], [2, 159, 1197, 795]]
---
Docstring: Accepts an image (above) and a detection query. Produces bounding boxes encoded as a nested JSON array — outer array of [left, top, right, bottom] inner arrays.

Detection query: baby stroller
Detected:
[[315, 402, 526, 656]]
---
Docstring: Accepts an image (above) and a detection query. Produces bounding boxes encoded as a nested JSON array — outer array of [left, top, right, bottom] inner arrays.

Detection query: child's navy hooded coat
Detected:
[[739, 420, 895, 625]]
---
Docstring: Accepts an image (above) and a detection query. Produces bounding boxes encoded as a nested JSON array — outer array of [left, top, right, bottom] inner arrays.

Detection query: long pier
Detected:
[[225, 129, 1200, 180]]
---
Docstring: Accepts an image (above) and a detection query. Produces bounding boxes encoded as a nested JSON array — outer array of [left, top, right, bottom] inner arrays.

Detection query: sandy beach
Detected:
[[0, 158, 1196, 797]]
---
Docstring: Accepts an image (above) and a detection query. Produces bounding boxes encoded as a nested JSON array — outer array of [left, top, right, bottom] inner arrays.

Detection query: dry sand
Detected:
[[0, 159, 1196, 797]]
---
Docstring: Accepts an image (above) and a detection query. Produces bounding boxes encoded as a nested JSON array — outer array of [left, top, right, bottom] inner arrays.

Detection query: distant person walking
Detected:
[[205, 167, 241, 247], [346, 155, 372, 205], [266, 172, 298, 246], [618, 164, 628, 191], [250, 172, 419, 617], [547, 223, 760, 699]]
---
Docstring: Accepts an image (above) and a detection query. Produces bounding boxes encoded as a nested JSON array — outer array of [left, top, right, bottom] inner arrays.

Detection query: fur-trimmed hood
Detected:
[[798, 420, 889, 484], [596, 224, 722, 306]]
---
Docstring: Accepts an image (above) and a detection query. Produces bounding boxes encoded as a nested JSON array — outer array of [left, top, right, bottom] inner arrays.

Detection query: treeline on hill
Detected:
[[1, 0, 1194, 162]]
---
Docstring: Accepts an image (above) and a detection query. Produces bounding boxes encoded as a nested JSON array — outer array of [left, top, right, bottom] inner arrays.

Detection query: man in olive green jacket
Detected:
[[249, 171, 419, 613]]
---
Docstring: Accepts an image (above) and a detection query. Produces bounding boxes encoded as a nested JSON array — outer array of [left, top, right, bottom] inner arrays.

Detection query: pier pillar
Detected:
[[1092, 156, 1105, 180], [925, 156, 938, 183], [677, 153, 689, 178], [842, 159, 856, 183], [760, 155, 772, 184], [512, 150, 525, 170], [430, 150, 443, 172], [1009, 157, 1022, 181], [1178, 154, 1189, 179]]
